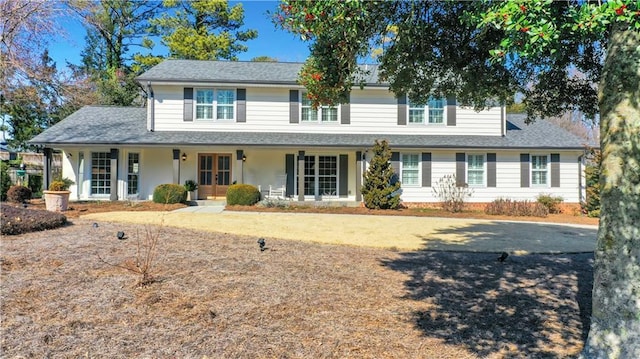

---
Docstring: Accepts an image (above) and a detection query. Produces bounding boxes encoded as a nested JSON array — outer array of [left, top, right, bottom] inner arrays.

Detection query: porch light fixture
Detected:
[[242, 154, 247, 162], [182, 152, 187, 161]]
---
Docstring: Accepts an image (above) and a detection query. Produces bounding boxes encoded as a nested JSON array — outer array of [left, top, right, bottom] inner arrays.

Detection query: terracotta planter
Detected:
[[43, 190, 71, 212]]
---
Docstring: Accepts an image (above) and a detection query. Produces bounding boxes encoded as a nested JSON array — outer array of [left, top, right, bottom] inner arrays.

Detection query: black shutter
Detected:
[[339, 154, 348, 197], [236, 89, 246, 123], [289, 90, 299, 123], [551, 154, 560, 187], [341, 93, 350, 124], [520, 154, 530, 187], [183, 88, 193, 121], [487, 153, 496, 187], [285, 154, 295, 197], [422, 152, 432, 187], [397, 94, 407, 125], [456, 153, 466, 186], [446, 96, 456, 126], [391, 152, 400, 184]]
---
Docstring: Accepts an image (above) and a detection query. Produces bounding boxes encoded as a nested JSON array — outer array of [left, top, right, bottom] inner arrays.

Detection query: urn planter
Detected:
[[43, 190, 71, 212]]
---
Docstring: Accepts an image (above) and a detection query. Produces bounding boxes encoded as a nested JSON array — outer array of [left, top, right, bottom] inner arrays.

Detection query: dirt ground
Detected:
[[1, 219, 593, 358]]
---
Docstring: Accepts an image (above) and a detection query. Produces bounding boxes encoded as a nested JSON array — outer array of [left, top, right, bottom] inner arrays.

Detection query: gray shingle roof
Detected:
[[136, 59, 382, 86], [30, 106, 588, 150]]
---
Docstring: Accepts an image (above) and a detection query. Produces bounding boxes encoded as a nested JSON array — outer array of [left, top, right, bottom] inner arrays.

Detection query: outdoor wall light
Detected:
[[182, 153, 187, 161], [242, 154, 247, 162]]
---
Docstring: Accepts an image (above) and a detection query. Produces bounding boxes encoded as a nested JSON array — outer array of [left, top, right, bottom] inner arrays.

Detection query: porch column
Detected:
[[172, 149, 180, 184], [236, 149, 244, 184], [297, 151, 305, 201], [109, 148, 118, 201], [356, 151, 362, 202], [43, 147, 53, 191]]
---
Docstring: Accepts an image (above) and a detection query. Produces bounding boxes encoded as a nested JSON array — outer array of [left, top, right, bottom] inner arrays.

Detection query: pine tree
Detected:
[[361, 140, 401, 210]]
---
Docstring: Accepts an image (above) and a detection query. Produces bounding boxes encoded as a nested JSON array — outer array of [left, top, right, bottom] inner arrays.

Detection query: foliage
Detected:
[[226, 184, 261, 206], [257, 197, 291, 209], [7, 185, 32, 203], [152, 184, 186, 204], [28, 174, 43, 197], [432, 174, 473, 213], [583, 148, 601, 218], [1, 162, 12, 201], [251, 56, 278, 62], [184, 179, 198, 192], [1, 205, 67, 235], [135, 0, 258, 69], [484, 198, 549, 217], [536, 194, 564, 214], [48, 177, 74, 191], [361, 140, 401, 210]]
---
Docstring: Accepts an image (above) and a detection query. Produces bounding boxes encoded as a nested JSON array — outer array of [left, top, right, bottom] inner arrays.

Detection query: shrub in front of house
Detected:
[[1, 206, 67, 235], [432, 174, 473, 213], [1, 161, 12, 201], [152, 184, 186, 204], [484, 198, 549, 217], [226, 184, 260, 206], [361, 139, 402, 210], [7, 185, 32, 203], [536, 194, 564, 214]]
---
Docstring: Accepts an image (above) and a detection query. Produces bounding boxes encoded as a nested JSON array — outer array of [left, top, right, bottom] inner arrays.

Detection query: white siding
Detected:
[[151, 85, 503, 136]]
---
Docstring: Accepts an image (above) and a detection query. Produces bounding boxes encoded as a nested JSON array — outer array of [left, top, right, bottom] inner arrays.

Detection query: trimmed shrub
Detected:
[[1, 161, 12, 201], [536, 194, 564, 214], [7, 185, 32, 203], [484, 198, 549, 217], [226, 184, 260, 206], [1, 206, 67, 235], [361, 139, 402, 210], [432, 174, 473, 213], [152, 184, 186, 204]]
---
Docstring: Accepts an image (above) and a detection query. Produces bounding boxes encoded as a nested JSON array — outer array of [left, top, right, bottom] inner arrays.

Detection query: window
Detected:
[[127, 153, 139, 195], [91, 152, 111, 195], [532, 155, 548, 185], [298, 155, 338, 197], [467, 154, 485, 186], [401, 154, 420, 186], [301, 92, 338, 123], [407, 97, 446, 124], [195, 88, 235, 120]]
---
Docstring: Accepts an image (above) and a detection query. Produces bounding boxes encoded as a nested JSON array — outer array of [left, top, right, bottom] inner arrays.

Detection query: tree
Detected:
[[71, 0, 161, 106], [251, 56, 278, 62], [276, 1, 640, 357], [361, 140, 401, 210], [137, 0, 258, 67]]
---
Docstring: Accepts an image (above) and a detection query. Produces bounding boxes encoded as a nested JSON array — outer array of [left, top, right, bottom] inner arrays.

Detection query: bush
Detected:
[[1, 206, 68, 235], [7, 185, 32, 203], [361, 139, 402, 209], [257, 197, 291, 209], [226, 184, 260, 205], [152, 184, 186, 204], [536, 194, 564, 214], [432, 174, 473, 213], [48, 177, 74, 191], [28, 174, 43, 196], [1, 161, 12, 201], [583, 149, 601, 217], [484, 198, 549, 217]]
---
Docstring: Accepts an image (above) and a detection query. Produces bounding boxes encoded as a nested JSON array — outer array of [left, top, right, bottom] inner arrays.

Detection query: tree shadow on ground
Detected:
[[381, 221, 595, 358]]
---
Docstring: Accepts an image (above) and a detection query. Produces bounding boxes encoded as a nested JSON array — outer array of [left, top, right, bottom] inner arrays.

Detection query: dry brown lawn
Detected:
[[1, 214, 593, 358]]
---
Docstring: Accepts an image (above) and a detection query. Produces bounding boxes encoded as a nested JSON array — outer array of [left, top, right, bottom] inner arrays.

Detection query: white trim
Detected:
[[300, 91, 341, 124], [407, 96, 447, 125], [531, 154, 550, 187], [400, 153, 421, 187], [194, 87, 237, 121], [466, 153, 486, 187]]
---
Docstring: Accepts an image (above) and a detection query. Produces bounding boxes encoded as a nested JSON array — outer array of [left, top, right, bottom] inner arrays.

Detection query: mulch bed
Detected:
[[1, 219, 592, 358]]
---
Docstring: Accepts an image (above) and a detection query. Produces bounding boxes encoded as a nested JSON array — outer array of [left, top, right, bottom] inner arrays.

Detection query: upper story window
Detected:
[[408, 97, 445, 124], [301, 92, 338, 123], [401, 153, 420, 186], [467, 154, 485, 186], [531, 155, 548, 185], [195, 88, 235, 120]]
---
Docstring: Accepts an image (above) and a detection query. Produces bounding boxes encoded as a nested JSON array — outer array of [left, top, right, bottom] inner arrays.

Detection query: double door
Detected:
[[198, 153, 231, 199]]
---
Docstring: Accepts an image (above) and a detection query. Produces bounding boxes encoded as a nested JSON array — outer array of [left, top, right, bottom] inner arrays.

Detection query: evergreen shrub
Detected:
[[226, 184, 260, 205]]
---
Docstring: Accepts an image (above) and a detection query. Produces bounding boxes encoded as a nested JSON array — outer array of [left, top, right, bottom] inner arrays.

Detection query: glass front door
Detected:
[[198, 153, 231, 199]]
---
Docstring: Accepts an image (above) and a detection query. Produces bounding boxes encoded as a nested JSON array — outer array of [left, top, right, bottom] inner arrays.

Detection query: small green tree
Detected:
[[584, 148, 601, 217], [1, 162, 13, 201], [361, 140, 401, 210]]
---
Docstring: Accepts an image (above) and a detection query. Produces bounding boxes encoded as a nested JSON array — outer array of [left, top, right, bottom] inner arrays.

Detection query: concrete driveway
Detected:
[[81, 210, 598, 254]]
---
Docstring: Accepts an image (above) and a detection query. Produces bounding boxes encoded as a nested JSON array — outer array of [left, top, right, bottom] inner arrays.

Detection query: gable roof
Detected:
[[30, 106, 588, 150], [136, 59, 382, 86]]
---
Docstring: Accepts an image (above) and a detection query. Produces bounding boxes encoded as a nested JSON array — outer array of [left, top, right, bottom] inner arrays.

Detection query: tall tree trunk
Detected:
[[582, 24, 640, 358]]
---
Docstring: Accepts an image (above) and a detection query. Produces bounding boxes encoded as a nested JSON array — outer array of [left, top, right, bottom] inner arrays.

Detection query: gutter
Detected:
[[147, 82, 155, 132]]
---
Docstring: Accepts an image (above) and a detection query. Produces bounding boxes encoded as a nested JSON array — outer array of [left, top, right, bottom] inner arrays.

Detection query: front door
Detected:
[[198, 153, 232, 199]]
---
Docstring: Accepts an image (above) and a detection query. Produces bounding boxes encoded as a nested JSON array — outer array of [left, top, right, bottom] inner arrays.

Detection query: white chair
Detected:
[[268, 174, 288, 199]]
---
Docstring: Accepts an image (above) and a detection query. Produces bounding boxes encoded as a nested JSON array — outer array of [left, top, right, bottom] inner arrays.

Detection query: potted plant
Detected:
[[184, 180, 198, 201], [43, 177, 74, 212]]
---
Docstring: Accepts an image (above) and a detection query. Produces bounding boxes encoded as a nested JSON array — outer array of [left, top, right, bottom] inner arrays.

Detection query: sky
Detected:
[[47, 0, 311, 69]]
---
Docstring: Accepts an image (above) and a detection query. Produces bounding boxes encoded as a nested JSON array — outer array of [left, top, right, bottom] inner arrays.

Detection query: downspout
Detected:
[[147, 81, 155, 132]]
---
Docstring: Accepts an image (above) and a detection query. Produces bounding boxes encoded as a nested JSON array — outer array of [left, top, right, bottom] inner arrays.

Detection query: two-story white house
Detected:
[[31, 60, 588, 205]]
